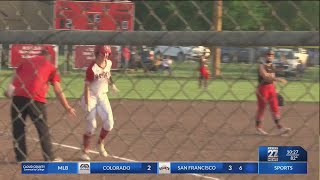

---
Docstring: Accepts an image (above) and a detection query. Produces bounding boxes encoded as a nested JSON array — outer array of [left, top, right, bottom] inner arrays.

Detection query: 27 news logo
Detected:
[[267, 147, 279, 161]]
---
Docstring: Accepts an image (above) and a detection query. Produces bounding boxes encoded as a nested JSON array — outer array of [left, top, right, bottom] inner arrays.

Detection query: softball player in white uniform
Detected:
[[80, 45, 119, 161]]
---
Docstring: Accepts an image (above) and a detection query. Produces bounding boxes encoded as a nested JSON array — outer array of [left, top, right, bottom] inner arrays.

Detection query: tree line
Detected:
[[133, 1, 319, 31]]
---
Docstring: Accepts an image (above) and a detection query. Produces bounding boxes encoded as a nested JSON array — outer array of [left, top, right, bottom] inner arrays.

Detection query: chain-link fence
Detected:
[[0, 1, 319, 180]]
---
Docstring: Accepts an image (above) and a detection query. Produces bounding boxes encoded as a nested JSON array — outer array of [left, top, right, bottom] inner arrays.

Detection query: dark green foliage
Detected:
[[134, 1, 319, 31]]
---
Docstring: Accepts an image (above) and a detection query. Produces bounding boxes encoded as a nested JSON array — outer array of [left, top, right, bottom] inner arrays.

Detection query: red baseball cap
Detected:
[[94, 45, 111, 55]]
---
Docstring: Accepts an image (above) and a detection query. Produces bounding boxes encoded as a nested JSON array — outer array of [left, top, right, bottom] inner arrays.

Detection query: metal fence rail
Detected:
[[0, 31, 319, 46]]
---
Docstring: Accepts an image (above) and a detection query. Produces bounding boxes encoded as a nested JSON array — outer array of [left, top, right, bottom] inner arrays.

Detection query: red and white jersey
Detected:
[[85, 60, 112, 96]]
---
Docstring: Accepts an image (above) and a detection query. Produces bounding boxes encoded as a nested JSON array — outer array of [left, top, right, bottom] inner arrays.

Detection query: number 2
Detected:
[[65, 19, 72, 29], [94, 14, 100, 23], [147, 165, 151, 171]]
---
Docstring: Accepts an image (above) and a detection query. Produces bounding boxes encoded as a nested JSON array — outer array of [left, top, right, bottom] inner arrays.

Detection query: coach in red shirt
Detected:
[[4, 47, 76, 162]]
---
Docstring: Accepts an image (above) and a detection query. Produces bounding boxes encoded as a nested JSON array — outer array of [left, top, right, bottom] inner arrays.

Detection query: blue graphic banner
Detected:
[[90, 162, 158, 174], [259, 162, 307, 174], [259, 146, 307, 162], [21, 161, 307, 174], [170, 162, 223, 174], [222, 162, 258, 174], [21, 162, 78, 174], [170, 162, 258, 174]]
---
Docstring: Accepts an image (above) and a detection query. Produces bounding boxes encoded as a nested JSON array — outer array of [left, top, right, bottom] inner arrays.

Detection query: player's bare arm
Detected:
[[52, 81, 76, 117], [259, 64, 287, 84], [108, 76, 114, 86], [109, 77, 120, 94]]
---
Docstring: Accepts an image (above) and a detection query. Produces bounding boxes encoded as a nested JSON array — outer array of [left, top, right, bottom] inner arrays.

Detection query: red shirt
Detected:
[[73, 13, 88, 29], [98, 13, 117, 30], [122, 47, 131, 61], [199, 64, 210, 77], [12, 56, 61, 103]]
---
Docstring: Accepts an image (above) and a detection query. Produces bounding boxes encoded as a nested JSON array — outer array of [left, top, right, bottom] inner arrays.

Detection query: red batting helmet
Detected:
[[94, 45, 111, 56]]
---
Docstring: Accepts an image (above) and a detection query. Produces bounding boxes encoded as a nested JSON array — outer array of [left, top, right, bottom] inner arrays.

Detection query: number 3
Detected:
[[228, 165, 232, 170]]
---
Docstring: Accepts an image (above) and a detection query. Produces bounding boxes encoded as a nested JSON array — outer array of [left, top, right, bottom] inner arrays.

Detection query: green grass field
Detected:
[[0, 61, 319, 102]]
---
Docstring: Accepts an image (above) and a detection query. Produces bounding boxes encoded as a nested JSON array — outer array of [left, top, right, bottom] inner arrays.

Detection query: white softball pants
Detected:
[[81, 93, 114, 135]]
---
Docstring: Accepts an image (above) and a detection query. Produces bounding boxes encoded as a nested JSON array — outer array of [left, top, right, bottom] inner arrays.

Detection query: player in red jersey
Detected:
[[255, 49, 291, 135], [80, 45, 120, 161], [199, 55, 210, 89]]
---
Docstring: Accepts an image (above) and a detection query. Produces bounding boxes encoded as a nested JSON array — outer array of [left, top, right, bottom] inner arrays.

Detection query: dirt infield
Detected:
[[0, 99, 318, 180]]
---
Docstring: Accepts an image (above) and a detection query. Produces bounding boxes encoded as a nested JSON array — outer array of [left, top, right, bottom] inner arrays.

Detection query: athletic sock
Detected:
[[256, 120, 262, 128], [83, 134, 91, 153], [98, 128, 109, 144], [274, 119, 283, 129]]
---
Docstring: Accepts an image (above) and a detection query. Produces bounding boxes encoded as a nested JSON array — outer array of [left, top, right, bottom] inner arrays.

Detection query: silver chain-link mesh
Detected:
[[0, 1, 319, 180]]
